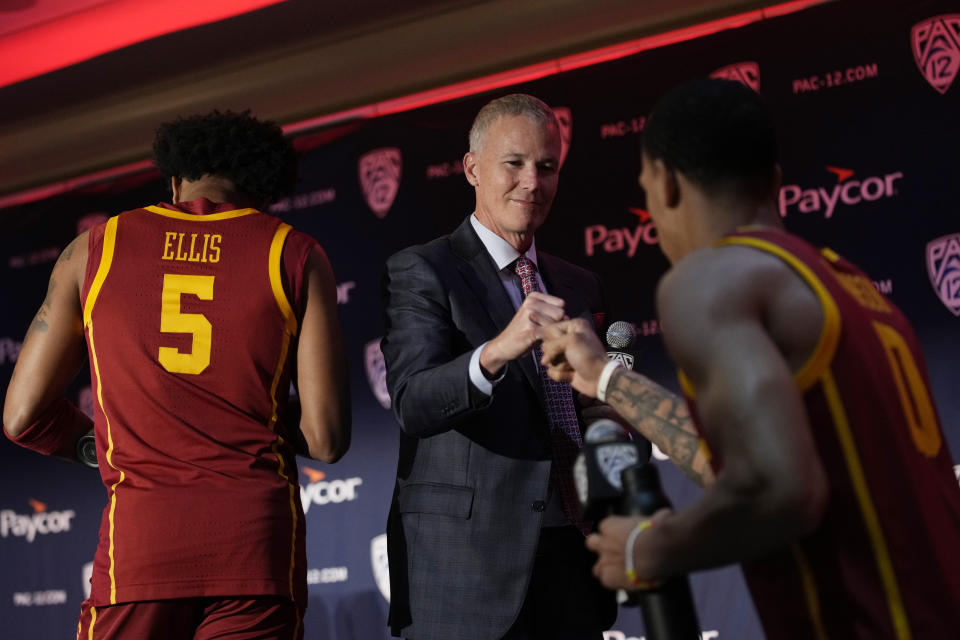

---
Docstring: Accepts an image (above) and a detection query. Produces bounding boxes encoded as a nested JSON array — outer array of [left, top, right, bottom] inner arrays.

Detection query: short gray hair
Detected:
[[468, 94, 559, 153]]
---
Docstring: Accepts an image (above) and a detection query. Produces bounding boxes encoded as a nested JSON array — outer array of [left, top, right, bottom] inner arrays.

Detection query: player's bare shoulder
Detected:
[[54, 232, 90, 297], [658, 243, 823, 373]]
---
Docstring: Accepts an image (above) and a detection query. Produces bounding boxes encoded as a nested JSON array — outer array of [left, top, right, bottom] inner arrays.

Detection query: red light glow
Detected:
[[0, 0, 285, 89], [0, 0, 830, 210], [286, 0, 831, 134]]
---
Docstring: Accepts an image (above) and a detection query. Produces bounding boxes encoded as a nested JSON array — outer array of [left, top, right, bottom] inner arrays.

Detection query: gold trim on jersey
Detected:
[[83, 216, 126, 604], [674, 372, 713, 464], [269, 223, 298, 336], [820, 247, 841, 263], [822, 369, 911, 639], [83, 216, 118, 327], [144, 205, 259, 221], [791, 544, 829, 640], [676, 234, 841, 394], [87, 605, 97, 639], [678, 371, 695, 398], [266, 222, 300, 600], [718, 236, 841, 391], [272, 439, 299, 601]]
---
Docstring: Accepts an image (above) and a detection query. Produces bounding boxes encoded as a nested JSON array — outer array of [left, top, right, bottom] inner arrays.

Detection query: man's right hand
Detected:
[[539, 317, 609, 397], [479, 291, 566, 378]]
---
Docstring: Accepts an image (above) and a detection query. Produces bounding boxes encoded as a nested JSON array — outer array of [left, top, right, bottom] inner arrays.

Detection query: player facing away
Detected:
[[540, 78, 960, 639], [3, 110, 351, 640]]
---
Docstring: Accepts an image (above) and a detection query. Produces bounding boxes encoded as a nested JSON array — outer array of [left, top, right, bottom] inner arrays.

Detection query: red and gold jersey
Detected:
[[681, 227, 960, 639], [80, 199, 317, 608]]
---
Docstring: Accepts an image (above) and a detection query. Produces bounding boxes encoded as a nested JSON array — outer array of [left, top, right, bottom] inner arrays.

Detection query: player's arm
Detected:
[[381, 249, 489, 437], [3, 234, 91, 461], [604, 367, 711, 486], [589, 248, 829, 588], [295, 246, 351, 463], [541, 318, 713, 486]]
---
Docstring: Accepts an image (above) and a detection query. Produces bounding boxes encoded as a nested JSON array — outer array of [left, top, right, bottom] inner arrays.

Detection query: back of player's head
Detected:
[[642, 78, 778, 199], [153, 110, 298, 204]]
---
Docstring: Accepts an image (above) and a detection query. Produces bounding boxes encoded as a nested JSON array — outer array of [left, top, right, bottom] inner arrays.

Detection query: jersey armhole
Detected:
[[269, 223, 299, 336], [719, 236, 842, 391], [82, 216, 119, 327]]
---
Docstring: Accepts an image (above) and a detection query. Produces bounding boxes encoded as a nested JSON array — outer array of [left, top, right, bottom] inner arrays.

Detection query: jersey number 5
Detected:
[[873, 321, 941, 457], [159, 274, 214, 374]]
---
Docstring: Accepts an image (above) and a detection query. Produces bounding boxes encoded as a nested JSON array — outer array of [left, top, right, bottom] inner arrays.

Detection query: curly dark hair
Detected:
[[153, 110, 298, 204], [642, 78, 778, 200]]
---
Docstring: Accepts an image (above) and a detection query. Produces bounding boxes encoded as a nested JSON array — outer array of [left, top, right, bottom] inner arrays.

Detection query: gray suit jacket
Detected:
[[381, 217, 616, 639]]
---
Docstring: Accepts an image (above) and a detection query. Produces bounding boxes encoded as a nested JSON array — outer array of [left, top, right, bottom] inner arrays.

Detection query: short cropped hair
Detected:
[[153, 110, 298, 204], [642, 78, 778, 199], [468, 94, 559, 153]]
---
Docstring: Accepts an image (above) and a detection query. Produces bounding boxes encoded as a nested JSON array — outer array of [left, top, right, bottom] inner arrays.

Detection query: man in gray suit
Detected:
[[381, 94, 617, 639]]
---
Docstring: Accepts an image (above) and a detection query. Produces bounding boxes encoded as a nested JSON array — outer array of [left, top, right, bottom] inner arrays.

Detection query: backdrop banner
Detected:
[[2, 1, 958, 638]]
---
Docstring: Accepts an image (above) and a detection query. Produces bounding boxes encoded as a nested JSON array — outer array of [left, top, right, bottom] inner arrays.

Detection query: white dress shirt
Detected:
[[467, 214, 568, 526], [467, 214, 547, 394]]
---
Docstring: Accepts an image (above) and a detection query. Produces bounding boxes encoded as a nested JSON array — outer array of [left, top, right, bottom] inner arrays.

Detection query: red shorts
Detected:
[[76, 596, 303, 640]]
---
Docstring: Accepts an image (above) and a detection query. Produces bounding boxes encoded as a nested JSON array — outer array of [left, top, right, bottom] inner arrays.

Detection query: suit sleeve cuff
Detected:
[[469, 342, 506, 396]]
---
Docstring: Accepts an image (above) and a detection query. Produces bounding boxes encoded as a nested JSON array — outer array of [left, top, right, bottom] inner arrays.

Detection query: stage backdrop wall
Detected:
[[2, 1, 958, 638]]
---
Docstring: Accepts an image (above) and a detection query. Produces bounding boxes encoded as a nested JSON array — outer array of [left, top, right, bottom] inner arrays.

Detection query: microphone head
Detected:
[[577, 420, 644, 517], [606, 321, 636, 349], [584, 418, 631, 444]]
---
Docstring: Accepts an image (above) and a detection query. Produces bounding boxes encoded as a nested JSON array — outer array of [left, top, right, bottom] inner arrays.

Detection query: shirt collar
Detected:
[[470, 214, 538, 272]]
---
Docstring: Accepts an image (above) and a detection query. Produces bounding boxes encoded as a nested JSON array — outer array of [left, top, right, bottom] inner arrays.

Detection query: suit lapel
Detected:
[[450, 218, 515, 334], [450, 218, 546, 403], [538, 252, 589, 321]]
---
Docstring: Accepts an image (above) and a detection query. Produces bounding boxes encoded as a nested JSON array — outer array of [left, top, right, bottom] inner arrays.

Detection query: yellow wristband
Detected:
[[624, 519, 661, 590]]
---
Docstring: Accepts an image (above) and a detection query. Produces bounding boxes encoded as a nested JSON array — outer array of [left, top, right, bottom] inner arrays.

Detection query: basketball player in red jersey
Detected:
[[3, 110, 351, 639], [540, 79, 960, 638]]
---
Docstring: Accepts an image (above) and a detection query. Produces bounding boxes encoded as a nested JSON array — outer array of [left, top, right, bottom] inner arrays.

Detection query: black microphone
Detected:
[[574, 421, 701, 638], [620, 463, 702, 639], [601, 320, 651, 460], [76, 430, 97, 468], [573, 419, 649, 525]]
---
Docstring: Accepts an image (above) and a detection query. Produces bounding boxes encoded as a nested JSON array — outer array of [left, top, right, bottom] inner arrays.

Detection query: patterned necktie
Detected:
[[513, 255, 588, 534]]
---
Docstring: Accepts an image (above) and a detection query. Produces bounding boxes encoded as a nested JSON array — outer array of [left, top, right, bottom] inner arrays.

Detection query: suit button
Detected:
[[531, 500, 546, 512]]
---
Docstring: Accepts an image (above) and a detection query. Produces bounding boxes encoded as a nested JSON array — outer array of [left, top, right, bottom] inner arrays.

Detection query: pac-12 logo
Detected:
[[358, 148, 402, 218], [927, 233, 960, 316], [364, 338, 391, 409], [371, 533, 390, 602], [607, 351, 634, 369], [710, 62, 760, 91], [552, 106, 573, 169], [82, 561, 93, 599], [912, 15, 960, 94]]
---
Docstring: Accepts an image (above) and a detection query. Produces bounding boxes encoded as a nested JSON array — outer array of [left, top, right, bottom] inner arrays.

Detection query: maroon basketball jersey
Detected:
[[80, 199, 317, 607], [681, 227, 960, 639]]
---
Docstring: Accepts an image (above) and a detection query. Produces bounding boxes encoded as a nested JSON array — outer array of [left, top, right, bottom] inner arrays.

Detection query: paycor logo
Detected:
[[585, 208, 658, 258], [300, 467, 362, 513], [1, 499, 75, 543], [779, 166, 903, 219]]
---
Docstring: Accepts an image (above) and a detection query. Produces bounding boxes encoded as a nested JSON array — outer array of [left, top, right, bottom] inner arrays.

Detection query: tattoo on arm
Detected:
[[605, 368, 711, 486], [25, 277, 55, 338], [24, 237, 79, 340], [59, 240, 76, 262]]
